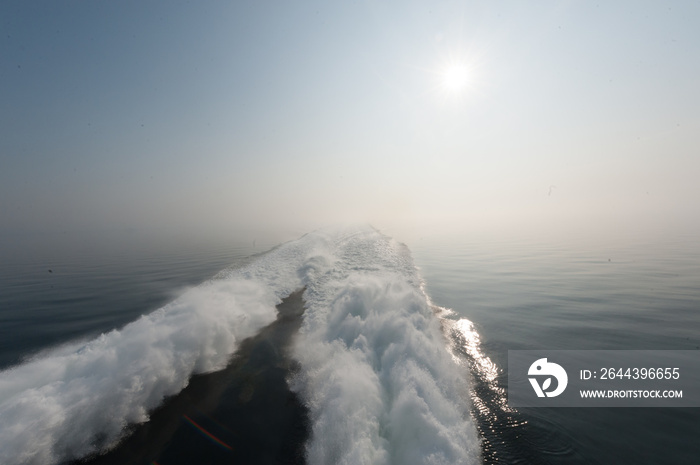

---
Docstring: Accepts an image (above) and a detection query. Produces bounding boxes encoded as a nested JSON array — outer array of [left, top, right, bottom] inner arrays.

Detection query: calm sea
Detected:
[[0, 232, 267, 370], [408, 229, 700, 464], [1, 228, 699, 464]]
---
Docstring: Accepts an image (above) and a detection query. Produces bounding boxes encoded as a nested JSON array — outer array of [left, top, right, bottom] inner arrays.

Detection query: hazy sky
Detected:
[[2, 0, 699, 239]]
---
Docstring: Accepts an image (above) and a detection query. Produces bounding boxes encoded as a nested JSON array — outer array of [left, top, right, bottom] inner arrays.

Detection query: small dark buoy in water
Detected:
[[48, 269, 53, 273]]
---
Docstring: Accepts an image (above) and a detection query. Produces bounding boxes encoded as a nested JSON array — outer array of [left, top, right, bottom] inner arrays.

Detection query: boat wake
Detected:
[[0, 226, 480, 465]]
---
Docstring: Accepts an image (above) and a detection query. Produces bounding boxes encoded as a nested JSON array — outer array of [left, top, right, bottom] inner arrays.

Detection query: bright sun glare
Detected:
[[441, 64, 470, 93]]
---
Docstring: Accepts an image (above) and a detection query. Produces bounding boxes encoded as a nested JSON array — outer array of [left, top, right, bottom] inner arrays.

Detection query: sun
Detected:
[[441, 64, 470, 93]]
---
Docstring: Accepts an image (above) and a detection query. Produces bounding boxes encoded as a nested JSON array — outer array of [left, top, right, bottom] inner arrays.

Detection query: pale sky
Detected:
[[2, 0, 699, 240]]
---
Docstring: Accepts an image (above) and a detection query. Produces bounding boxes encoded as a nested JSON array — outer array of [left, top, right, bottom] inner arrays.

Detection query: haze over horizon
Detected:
[[2, 1, 699, 243]]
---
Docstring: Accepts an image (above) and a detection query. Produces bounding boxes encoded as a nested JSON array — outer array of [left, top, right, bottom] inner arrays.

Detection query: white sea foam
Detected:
[[290, 227, 480, 465], [0, 237, 312, 465], [0, 226, 480, 465]]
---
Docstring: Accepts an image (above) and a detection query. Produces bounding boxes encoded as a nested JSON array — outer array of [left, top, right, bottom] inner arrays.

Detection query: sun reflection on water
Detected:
[[434, 305, 534, 463]]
